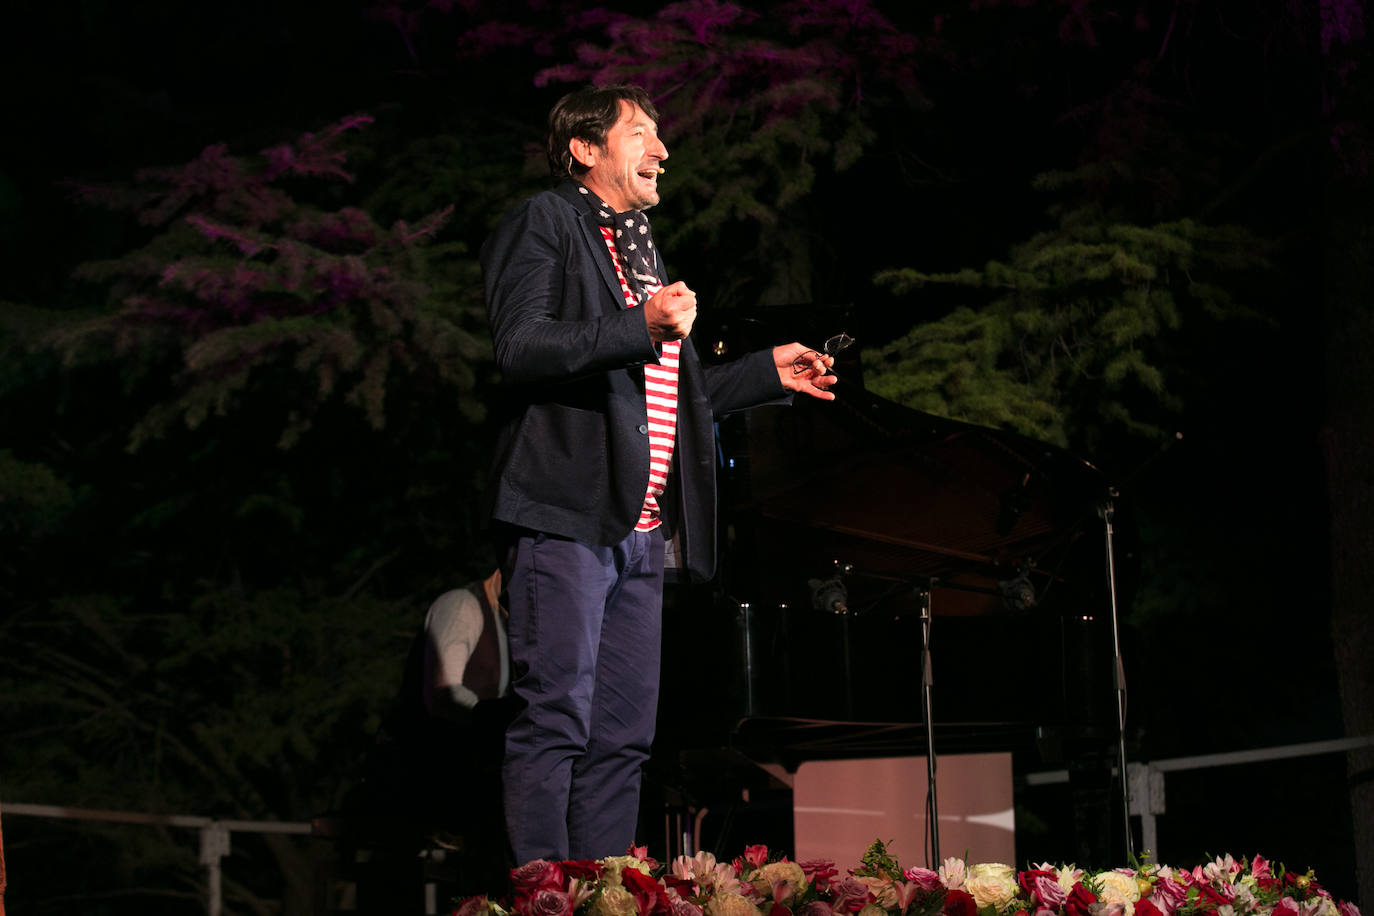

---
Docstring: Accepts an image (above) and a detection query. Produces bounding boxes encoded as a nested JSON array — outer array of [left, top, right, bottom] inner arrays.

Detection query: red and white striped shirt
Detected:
[[599, 225, 679, 532]]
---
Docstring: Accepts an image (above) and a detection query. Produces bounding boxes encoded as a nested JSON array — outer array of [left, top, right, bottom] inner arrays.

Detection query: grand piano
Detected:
[[652, 309, 1134, 863]]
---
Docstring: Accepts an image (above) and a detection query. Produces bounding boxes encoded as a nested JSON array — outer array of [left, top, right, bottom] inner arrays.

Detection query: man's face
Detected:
[[575, 100, 668, 212]]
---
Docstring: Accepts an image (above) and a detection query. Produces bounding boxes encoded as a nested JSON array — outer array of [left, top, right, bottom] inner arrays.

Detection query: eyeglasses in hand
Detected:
[[791, 332, 855, 376]]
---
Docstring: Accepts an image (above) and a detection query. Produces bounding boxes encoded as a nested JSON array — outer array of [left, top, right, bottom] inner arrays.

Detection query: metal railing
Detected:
[[1023, 734, 1374, 857], [0, 802, 310, 916]]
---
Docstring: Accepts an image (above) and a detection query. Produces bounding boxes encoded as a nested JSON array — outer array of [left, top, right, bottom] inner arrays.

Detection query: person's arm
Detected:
[[423, 590, 483, 723], [701, 343, 837, 417], [483, 197, 669, 386]]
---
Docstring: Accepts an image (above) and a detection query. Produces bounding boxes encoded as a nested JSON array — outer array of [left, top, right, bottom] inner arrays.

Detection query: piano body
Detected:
[[653, 312, 1135, 865]]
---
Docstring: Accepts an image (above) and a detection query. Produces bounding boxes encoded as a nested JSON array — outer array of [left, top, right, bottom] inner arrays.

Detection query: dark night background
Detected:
[[1, 1, 1371, 914]]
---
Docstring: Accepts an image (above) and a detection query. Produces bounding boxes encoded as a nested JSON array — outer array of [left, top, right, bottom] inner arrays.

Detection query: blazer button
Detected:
[[638, 424, 649, 434]]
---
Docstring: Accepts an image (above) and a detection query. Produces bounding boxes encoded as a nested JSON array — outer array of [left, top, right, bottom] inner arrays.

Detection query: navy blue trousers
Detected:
[[501, 528, 664, 863]]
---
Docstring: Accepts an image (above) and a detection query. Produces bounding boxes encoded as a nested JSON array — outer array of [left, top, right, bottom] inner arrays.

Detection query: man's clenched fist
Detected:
[[643, 281, 697, 342]]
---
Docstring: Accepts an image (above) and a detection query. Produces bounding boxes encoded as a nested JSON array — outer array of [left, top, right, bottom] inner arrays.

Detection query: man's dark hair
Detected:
[[547, 84, 660, 179]]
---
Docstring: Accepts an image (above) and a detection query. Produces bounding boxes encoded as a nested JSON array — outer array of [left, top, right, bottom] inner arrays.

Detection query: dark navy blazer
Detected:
[[481, 181, 785, 583]]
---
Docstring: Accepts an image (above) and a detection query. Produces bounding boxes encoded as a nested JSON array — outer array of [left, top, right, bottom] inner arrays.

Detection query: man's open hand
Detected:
[[774, 342, 838, 400]]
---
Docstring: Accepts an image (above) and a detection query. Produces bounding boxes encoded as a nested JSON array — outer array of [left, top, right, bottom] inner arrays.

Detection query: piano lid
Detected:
[[707, 311, 1120, 618]]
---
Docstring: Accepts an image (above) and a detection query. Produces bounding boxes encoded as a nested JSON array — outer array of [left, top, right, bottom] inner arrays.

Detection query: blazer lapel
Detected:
[[553, 181, 629, 311], [577, 215, 630, 311]]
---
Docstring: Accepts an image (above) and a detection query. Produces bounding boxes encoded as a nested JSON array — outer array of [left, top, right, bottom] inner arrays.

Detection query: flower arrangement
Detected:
[[453, 842, 1362, 916]]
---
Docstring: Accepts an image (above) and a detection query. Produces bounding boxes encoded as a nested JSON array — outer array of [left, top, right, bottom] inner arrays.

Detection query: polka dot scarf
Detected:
[[574, 183, 661, 307]]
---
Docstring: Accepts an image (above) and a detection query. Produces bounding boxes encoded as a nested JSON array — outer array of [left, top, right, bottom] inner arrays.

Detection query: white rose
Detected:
[[706, 893, 763, 916], [594, 887, 639, 916], [1097, 871, 1142, 916], [966, 864, 1018, 910], [751, 862, 808, 904]]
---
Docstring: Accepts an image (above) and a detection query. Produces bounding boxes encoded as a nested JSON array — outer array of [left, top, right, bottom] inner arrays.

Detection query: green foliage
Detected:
[[867, 190, 1270, 449], [855, 837, 905, 881], [58, 115, 491, 450], [1, 108, 508, 911], [0, 449, 74, 531], [499, 0, 927, 307]]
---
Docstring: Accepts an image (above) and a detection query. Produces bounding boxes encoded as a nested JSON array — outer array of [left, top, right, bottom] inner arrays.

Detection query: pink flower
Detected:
[[671, 899, 704, 916], [711, 863, 743, 896], [797, 903, 835, 916], [675, 852, 719, 883], [1337, 903, 1362, 916], [744, 845, 770, 869], [513, 860, 565, 891], [1032, 874, 1067, 910], [892, 881, 932, 913], [905, 868, 943, 891], [528, 889, 575, 916], [940, 859, 968, 890], [1251, 856, 1273, 880], [1148, 877, 1188, 915], [830, 877, 873, 914]]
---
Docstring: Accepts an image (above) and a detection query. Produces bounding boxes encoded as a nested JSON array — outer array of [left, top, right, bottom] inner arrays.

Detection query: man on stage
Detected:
[[481, 83, 837, 864]]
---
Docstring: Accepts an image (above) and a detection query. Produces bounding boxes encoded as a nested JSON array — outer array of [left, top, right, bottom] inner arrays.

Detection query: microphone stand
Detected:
[[1098, 490, 1134, 861], [818, 565, 941, 866], [916, 582, 940, 867]]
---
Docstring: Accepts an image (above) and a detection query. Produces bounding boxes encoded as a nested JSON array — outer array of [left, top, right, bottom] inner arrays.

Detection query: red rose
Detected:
[[1136, 898, 1165, 916], [803, 860, 840, 893], [745, 846, 770, 869], [564, 860, 604, 882], [623, 863, 670, 916], [1193, 886, 1230, 911], [944, 888, 978, 916], [1064, 883, 1097, 916], [454, 896, 491, 916], [664, 874, 697, 896]]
